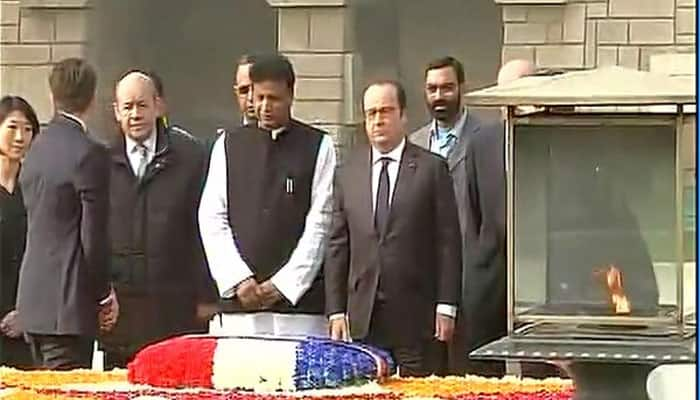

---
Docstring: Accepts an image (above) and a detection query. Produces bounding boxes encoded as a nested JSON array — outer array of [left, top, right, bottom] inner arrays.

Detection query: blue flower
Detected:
[[293, 337, 395, 390]]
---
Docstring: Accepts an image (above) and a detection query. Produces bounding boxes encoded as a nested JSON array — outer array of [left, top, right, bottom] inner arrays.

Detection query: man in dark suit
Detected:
[[462, 118, 507, 377], [17, 58, 117, 370], [99, 71, 217, 369], [205, 54, 259, 185], [410, 56, 496, 375], [325, 80, 462, 377], [450, 60, 537, 377], [232, 54, 258, 126], [142, 69, 220, 329], [464, 59, 558, 378]]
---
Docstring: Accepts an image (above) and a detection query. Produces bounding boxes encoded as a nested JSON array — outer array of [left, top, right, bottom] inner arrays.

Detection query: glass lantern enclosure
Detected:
[[464, 66, 695, 400], [511, 111, 694, 339], [463, 66, 696, 344]]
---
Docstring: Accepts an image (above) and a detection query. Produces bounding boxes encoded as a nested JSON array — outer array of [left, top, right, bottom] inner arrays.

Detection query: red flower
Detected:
[[128, 336, 218, 388]]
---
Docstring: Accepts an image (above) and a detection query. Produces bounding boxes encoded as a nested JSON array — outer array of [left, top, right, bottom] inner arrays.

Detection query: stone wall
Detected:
[[499, 0, 696, 71], [0, 0, 90, 121], [0, 0, 696, 152], [270, 0, 358, 157]]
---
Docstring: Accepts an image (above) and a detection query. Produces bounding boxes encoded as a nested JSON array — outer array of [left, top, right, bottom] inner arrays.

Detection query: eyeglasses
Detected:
[[235, 84, 252, 96], [364, 106, 398, 119]]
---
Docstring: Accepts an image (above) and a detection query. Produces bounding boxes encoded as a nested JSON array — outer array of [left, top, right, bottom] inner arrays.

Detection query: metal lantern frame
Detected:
[[463, 67, 696, 400]]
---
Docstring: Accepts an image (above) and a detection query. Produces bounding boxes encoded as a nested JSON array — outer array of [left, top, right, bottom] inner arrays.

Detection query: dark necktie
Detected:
[[374, 157, 391, 234]]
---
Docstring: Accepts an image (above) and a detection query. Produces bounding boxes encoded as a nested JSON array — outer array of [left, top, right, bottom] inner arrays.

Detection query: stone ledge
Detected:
[[267, 0, 346, 7], [21, 0, 90, 8]]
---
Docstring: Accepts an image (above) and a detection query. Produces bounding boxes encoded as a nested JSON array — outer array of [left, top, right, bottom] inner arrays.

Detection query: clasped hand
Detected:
[[236, 277, 283, 310]]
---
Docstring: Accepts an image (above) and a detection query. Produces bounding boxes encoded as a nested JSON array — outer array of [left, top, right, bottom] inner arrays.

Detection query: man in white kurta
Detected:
[[198, 54, 335, 337]]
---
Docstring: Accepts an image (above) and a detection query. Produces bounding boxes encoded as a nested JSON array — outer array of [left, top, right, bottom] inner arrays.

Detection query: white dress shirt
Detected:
[[331, 138, 456, 322], [59, 111, 87, 132], [199, 129, 336, 306], [124, 130, 157, 176]]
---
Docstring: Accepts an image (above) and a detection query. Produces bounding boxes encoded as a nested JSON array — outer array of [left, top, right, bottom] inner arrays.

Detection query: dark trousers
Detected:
[[26, 333, 93, 370], [363, 303, 443, 377], [0, 336, 33, 370], [462, 322, 506, 378], [459, 312, 507, 378], [409, 312, 505, 377], [521, 362, 567, 378], [104, 350, 133, 370]]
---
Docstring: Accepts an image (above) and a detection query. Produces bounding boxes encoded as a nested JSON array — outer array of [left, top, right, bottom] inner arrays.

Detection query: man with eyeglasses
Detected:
[[233, 54, 258, 126], [100, 71, 215, 369], [205, 54, 259, 176], [410, 56, 504, 377], [326, 80, 461, 376]]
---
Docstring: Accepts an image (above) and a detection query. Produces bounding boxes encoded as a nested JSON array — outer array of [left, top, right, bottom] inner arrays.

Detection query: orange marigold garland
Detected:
[[383, 375, 573, 397], [0, 367, 574, 400], [1, 388, 102, 400], [0, 367, 126, 389], [2, 390, 572, 400]]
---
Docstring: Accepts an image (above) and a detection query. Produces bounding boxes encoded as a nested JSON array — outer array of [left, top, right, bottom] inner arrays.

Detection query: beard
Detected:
[[428, 98, 461, 123]]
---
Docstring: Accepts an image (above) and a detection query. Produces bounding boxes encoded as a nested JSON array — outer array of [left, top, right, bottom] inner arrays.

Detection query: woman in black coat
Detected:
[[0, 96, 40, 369]]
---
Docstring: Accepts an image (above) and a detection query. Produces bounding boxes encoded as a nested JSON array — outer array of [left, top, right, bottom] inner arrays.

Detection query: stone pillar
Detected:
[[497, 0, 695, 72], [675, 0, 697, 45], [649, 52, 696, 178], [0, 0, 90, 122], [267, 0, 358, 160]]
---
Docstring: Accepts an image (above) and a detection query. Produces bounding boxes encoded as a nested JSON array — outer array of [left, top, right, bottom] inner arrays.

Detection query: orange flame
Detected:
[[594, 265, 631, 315]]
